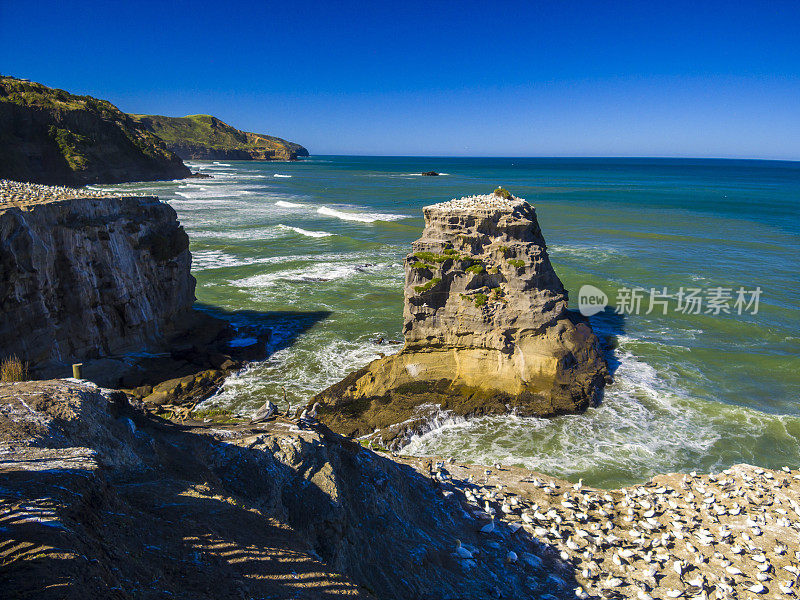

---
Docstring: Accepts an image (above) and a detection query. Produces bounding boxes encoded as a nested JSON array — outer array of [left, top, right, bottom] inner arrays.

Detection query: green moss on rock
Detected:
[[493, 187, 512, 199], [414, 277, 441, 293], [413, 251, 451, 263]]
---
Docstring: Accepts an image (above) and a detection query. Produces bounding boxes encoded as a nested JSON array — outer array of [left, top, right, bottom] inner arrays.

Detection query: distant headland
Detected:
[[0, 75, 308, 186], [130, 113, 308, 161]]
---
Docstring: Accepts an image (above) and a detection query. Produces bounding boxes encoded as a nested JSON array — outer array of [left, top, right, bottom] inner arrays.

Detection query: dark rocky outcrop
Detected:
[[0, 75, 190, 185], [0, 380, 575, 599], [421, 171, 440, 176], [0, 180, 271, 404], [130, 113, 309, 161], [315, 191, 609, 447]]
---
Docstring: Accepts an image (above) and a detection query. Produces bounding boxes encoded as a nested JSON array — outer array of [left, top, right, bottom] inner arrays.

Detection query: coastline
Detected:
[[2, 379, 797, 599]]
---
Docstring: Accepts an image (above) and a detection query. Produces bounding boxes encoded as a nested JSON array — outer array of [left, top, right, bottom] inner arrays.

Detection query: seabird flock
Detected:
[[430, 461, 800, 598]]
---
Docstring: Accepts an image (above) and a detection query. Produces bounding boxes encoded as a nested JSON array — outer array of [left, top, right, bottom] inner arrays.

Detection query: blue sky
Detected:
[[2, 0, 799, 158]]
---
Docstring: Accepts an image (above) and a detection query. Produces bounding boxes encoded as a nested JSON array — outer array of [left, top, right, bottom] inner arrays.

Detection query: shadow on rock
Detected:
[[0, 380, 582, 600]]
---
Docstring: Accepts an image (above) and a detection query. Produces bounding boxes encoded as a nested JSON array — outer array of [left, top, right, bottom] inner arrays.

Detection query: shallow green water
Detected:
[[94, 156, 800, 488]]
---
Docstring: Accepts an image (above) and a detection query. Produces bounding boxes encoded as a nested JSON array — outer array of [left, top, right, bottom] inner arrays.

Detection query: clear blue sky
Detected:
[[2, 0, 799, 159]]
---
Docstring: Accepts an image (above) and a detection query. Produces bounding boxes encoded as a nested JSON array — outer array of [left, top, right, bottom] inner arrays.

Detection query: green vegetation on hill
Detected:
[[0, 75, 190, 185], [130, 114, 309, 161]]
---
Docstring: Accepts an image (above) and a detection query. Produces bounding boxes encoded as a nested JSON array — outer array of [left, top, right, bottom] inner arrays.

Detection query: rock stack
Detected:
[[315, 190, 609, 446]]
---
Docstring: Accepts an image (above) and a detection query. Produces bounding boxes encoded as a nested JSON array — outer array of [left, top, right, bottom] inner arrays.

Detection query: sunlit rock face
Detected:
[[315, 192, 609, 446], [0, 188, 195, 372]]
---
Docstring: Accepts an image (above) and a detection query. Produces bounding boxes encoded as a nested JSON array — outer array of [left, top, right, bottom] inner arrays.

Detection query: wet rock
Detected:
[[142, 369, 225, 406]]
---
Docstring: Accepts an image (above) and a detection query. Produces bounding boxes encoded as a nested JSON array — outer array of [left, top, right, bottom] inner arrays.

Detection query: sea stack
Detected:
[[316, 189, 609, 445]]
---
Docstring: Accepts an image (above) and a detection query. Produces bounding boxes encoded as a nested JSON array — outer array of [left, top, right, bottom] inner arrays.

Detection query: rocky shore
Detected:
[[2, 379, 796, 599], [315, 190, 609, 448], [0, 179, 269, 408], [0, 380, 572, 599]]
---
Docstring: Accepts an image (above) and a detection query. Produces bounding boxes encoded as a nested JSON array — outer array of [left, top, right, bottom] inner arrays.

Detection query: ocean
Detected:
[[93, 156, 800, 489]]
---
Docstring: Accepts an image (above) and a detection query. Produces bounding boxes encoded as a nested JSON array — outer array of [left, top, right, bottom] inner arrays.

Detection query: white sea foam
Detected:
[[204, 333, 403, 412], [274, 174, 292, 178], [235, 261, 391, 289], [277, 224, 332, 238], [400, 341, 800, 486], [190, 250, 272, 270], [174, 188, 251, 200], [192, 226, 290, 241], [317, 206, 406, 223], [549, 244, 623, 261], [275, 200, 307, 208]]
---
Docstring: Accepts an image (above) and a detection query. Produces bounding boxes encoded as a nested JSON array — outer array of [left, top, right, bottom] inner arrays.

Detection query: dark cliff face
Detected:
[[0, 76, 190, 185], [0, 194, 196, 370], [130, 113, 309, 161]]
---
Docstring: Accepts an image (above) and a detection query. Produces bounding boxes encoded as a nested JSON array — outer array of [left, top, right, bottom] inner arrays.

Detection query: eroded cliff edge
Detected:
[[316, 191, 609, 446], [0, 184, 194, 368], [0, 380, 573, 599]]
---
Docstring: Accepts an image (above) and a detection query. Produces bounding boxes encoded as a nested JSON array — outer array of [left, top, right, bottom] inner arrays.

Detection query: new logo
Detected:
[[578, 284, 608, 316]]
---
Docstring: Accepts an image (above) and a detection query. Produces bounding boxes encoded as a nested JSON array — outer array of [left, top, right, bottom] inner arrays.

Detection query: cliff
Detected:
[[316, 191, 609, 447], [0, 181, 194, 375], [130, 113, 309, 161], [0, 76, 190, 185], [0, 380, 574, 599]]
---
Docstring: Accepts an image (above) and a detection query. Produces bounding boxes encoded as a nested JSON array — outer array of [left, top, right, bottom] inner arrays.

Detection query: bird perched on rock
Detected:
[[300, 402, 321, 422], [250, 399, 277, 423]]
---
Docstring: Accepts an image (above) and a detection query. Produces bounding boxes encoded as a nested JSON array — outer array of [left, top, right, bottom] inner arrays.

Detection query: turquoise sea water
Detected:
[[94, 157, 800, 488]]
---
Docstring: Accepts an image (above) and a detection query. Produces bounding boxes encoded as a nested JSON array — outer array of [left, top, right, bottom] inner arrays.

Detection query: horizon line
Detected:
[[299, 154, 800, 164]]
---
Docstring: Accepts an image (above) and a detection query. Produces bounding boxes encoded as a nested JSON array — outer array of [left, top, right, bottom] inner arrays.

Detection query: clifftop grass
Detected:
[[130, 114, 308, 161], [0, 75, 189, 185]]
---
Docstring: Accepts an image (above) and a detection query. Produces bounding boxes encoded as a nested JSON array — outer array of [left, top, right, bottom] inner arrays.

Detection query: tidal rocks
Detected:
[[316, 191, 609, 446], [421, 171, 440, 176], [0, 76, 190, 185], [0, 182, 194, 375]]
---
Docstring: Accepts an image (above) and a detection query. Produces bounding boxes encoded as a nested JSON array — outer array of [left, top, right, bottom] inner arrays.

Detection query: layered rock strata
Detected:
[[316, 192, 609, 446], [0, 181, 194, 371]]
